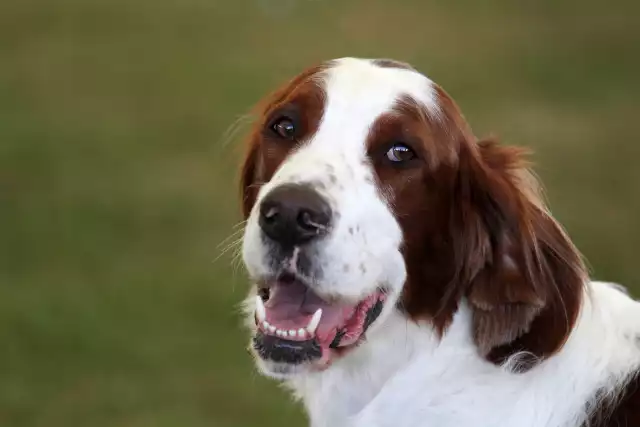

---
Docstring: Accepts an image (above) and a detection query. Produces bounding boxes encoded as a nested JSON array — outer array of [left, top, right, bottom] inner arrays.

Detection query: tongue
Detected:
[[264, 280, 357, 346]]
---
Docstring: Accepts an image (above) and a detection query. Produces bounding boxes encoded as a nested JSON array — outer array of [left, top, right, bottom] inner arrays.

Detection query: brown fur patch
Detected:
[[240, 65, 327, 217], [367, 86, 586, 365], [585, 373, 640, 426]]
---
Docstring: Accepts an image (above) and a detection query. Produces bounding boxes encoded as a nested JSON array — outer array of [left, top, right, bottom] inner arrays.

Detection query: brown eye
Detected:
[[386, 143, 416, 163], [271, 117, 297, 140]]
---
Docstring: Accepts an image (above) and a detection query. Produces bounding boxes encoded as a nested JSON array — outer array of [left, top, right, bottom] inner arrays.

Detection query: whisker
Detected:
[[213, 236, 244, 263], [232, 249, 244, 270], [219, 112, 254, 149], [216, 227, 246, 250], [232, 220, 248, 230]]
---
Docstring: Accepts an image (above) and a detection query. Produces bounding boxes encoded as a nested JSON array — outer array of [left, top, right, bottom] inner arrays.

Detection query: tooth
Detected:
[[268, 325, 276, 333], [307, 308, 322, 335], [262, 321, 269, 329], [277, 329, 285, 337], [298, 328, 306, 338], [255, 296, 266, 323], [288, 330, 297, 337]]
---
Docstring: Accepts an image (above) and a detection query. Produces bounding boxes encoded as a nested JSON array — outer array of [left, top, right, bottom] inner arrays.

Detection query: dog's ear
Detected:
[[240, 141, 260, 219], [454, 139, 586, 364]]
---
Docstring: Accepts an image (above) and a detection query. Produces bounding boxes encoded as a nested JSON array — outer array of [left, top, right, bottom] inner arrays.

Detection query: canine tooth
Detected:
[[255, 296, 266, 323], [268, 325, 276, 333], [262, 321, 269, 329], [298, 328, 306, 338], [307, 308, 322, 335], [288, 330, 297, 337]]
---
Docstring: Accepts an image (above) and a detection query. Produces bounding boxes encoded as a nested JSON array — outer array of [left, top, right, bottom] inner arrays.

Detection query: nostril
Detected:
[[260, 201, 281, 223], [298, 211, 313, 230], [297, 210, 329, 232], [262, 206, 279, 222]]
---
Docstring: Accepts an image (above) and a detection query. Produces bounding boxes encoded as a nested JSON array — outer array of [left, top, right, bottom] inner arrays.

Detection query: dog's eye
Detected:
[[270, 117, 297, 140], [386, 143, 416, 163]]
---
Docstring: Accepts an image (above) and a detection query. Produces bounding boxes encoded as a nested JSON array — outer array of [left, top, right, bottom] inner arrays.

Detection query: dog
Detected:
[[237, 57, 640, 427]]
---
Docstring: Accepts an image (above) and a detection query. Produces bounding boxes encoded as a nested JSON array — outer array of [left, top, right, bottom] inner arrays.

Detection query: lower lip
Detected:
[[253, 331, 323, 364]]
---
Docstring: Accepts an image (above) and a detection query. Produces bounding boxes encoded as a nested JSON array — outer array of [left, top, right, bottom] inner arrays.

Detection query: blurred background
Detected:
[[1, 0, 638, 426]]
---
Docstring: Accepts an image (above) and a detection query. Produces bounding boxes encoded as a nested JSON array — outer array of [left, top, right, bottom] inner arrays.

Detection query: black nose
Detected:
[[259, 184, 332, 247]]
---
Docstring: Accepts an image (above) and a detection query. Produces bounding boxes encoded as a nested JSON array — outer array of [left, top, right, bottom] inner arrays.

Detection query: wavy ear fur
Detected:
[[454, 139, 586, 365], [240, 142, 260, 219]]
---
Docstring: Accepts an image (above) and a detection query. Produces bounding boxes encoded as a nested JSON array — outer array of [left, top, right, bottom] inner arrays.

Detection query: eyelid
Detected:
[[265, 104, 300, 129], [373, 140, 421, 160]]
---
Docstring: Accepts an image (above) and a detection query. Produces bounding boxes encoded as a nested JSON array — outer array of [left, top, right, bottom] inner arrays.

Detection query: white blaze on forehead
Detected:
[[326, 57, 438, 110], [317, 57, 440, 152]]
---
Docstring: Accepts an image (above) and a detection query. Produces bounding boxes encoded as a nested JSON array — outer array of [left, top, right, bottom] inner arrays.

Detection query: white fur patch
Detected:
[[296, 283, 640, 427]]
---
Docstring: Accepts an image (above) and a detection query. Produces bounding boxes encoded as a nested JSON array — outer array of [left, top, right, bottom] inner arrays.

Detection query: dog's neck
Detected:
[[286, 308, 460, 427], [284, 283, 640, 427]]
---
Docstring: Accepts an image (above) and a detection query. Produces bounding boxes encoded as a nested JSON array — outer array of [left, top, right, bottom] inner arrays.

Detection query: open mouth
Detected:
[[252, 274, 386, 369]]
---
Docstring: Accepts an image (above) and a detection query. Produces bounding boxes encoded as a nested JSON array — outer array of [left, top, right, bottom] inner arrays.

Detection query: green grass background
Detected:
[[1, 0, 639, 426]]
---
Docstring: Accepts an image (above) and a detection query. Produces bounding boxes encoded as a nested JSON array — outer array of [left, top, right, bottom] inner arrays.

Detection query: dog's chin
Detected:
[[252, 352, 328, 380]]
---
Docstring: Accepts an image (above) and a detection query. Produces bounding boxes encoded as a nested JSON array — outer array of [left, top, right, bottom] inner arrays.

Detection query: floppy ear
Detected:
[[454, 139, 586, 364], [240, 141, 260, 219]]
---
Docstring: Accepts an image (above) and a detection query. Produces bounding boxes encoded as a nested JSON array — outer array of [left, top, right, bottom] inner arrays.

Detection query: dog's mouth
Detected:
[[252, 274, 387, 371]]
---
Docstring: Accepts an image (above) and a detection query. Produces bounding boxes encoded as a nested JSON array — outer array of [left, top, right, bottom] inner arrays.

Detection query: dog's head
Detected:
[[239, 58, 586, 378]]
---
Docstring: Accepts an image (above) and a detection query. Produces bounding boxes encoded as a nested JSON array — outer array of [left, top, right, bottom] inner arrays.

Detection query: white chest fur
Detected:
[[287, 282, 640, 427]]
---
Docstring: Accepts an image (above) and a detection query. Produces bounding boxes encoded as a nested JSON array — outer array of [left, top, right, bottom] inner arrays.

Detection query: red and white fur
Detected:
[[237, 57, 640, 427]]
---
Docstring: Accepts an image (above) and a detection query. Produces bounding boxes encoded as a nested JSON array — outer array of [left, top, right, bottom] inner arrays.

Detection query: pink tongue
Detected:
[[264, 280, 356, 345]]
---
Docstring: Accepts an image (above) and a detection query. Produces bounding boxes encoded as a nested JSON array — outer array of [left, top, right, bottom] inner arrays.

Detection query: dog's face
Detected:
[[241, 59, 429, 377], [239, 58, 585, 378]]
